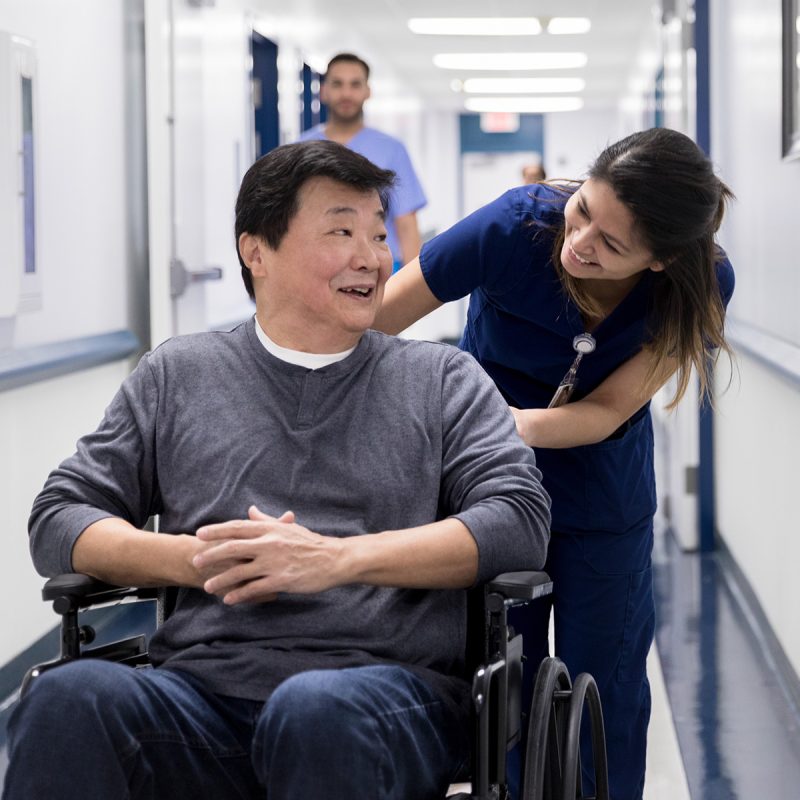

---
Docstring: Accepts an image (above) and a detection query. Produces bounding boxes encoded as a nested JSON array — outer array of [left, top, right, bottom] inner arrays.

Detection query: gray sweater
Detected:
[[29, 322, 550, 708]]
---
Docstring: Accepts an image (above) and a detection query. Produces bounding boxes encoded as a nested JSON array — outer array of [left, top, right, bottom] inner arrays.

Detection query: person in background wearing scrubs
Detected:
[[300, 52, 427, 272], [375, 127, 735, 800]]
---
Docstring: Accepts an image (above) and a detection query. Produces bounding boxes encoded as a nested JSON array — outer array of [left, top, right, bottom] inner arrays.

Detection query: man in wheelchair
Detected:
[[4, 140, 551, 800]]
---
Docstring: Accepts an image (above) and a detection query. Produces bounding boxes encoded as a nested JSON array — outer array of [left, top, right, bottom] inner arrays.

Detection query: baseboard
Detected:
[[715, 536, 800, 723]]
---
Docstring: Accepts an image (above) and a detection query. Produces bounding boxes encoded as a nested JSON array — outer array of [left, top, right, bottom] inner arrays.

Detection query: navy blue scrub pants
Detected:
[[3, 660, 469, 799], [510, 523, 655, 800]]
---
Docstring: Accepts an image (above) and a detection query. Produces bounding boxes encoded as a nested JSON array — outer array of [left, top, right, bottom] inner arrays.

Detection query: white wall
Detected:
[[0, 1, 136, 667], [715, 355, 800, 670], [0, 1, 129, 350], [712, 0, 800, 348], [0, 363, 132, 663], [710, 0, 800, 676], [544, 109, 621, 179]]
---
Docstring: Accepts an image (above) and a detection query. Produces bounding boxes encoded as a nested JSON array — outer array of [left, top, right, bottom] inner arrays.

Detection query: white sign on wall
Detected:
[[0, 31, 40, 347]]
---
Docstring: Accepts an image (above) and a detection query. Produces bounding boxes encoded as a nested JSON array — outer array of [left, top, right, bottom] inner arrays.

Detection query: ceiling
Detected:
[[307, 0, 661, 113]]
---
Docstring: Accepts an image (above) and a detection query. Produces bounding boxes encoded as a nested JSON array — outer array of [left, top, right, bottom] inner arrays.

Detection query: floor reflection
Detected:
[[653, 529, 800, 799]]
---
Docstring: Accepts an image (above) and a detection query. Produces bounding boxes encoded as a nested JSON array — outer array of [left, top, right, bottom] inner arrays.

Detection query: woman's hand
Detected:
[[510, 406, 539, 447]]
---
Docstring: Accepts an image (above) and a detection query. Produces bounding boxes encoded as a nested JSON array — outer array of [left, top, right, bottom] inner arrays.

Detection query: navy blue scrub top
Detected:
[[421, 185, 735, 535]]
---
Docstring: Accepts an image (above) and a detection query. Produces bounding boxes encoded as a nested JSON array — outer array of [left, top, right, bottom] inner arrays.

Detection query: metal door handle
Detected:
[[170, 259, 223, 298]]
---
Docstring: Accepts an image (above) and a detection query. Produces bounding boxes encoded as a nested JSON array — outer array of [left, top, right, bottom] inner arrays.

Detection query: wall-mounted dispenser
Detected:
[[0, 31, 40, 348]]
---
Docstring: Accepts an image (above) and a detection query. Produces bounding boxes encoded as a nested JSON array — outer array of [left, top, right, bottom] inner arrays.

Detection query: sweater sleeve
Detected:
[[28, 353, 163, 576], [438, 349, 551, 583]]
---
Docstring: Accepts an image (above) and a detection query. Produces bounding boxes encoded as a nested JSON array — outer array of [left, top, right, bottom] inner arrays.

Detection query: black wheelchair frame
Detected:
[[22, 571, 608, 800]]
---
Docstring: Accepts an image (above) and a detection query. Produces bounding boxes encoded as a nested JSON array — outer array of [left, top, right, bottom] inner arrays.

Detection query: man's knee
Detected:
[[20, 660, 124, 712], [261, 669, 373, 742], [11, 660, 141, 746]]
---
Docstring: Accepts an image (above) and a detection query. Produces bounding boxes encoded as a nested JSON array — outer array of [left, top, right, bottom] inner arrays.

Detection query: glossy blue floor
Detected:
[[1, 533, 799, 797], [652, 529, 800, 799]]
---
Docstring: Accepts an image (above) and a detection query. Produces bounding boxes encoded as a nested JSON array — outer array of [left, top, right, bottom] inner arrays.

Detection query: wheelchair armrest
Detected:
[[487, 571, 552, 602], [42, 573, 158, 609]]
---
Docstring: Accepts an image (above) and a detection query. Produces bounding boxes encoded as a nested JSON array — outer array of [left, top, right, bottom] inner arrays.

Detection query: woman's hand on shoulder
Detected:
[[510, 406, 540, 447]]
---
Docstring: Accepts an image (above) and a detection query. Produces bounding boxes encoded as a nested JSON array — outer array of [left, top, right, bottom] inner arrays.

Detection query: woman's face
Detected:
[[561, 178, 663, 283]]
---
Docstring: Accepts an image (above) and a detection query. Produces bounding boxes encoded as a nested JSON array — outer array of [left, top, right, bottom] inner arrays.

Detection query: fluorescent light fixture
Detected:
[[465, 96, 584, 113], [408, 17, 542, 36], [546, 17, 591, 35], [462, 77, 585, 94], [433, 52, 588, 70]]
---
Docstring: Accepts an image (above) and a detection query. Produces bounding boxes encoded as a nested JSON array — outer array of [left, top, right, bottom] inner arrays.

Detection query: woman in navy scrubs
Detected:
[[375, 128, 735, 800]]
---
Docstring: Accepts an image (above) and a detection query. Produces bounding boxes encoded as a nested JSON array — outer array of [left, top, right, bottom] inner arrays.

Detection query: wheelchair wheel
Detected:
[[560, 672, 610, 800], [519, 658, 609, 800], [520, 656, 572, 800]]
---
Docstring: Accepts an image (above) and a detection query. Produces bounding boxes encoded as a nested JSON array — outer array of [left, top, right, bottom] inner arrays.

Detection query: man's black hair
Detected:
[[324, 52, 370, 81], [235, 140, 395, 299]]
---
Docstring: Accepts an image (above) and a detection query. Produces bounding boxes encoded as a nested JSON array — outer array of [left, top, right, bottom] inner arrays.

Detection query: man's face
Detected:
[[253, 177, 392, 352], [321, 61, 370, 124]]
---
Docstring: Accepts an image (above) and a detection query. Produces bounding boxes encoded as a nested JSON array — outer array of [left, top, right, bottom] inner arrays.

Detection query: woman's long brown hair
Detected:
[[550, 129, 734, 409]]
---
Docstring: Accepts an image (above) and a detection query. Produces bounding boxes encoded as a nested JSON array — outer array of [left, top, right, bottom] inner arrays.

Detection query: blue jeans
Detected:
[[3, 660, 468, 799]]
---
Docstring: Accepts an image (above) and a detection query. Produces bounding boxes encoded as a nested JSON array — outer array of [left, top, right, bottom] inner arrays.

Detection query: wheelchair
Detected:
[[22, 570, 609, 800]]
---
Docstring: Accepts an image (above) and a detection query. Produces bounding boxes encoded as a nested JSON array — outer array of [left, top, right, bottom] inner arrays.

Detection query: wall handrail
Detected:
[[0, 330, 140, 393], [726, 317, 800, 387]]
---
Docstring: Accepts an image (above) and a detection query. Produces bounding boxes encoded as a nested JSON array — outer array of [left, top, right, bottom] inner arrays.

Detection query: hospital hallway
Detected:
[[2, 0, 800, 797]]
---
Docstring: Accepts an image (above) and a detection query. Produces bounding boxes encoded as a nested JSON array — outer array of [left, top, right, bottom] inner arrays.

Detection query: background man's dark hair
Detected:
[[324, 52, 370, 80], [235, 140, 395, 299]]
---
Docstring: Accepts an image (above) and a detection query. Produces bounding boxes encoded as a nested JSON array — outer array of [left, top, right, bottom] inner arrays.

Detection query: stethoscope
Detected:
[[547, 333, 596, 409]]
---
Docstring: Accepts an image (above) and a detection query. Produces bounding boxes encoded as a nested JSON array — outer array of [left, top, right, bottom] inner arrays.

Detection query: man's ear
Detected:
[[239, 233, 268, 277]]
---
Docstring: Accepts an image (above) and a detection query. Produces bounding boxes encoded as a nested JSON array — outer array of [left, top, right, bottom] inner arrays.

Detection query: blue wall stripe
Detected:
[[695, 0, 711, 156], [0, 329, 139, 393], [694, 0, 715, 552]]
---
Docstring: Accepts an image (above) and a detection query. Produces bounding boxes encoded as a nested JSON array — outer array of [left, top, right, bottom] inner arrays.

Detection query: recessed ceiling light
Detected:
[[408, 17, 542, 36], [433, 52, 588, 70], [546, 17, 592, 35], [462, 77, 585, 94], [465, 97, 584, 113]]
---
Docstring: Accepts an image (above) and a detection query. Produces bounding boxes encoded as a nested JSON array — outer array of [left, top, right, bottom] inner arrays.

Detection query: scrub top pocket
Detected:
[[580, 412, 657, 533]]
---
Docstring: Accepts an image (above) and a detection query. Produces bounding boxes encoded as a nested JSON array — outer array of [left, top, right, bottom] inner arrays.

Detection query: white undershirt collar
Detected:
[[254, 316, 356, 369]]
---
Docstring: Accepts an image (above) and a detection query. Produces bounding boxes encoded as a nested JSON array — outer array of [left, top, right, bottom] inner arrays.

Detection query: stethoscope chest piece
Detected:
[[547, 333, 597, 409], [572, 333, 596, 355]]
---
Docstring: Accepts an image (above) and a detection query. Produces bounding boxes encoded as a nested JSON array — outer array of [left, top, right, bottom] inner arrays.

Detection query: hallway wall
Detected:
[[710, 0, 800, 677], [0, 0, 136, 665]]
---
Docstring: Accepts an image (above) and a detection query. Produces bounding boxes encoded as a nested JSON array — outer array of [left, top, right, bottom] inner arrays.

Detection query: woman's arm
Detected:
[[512, 347, 678, 448], [393, 212, 423, 267], [374, 258, 443, 334]]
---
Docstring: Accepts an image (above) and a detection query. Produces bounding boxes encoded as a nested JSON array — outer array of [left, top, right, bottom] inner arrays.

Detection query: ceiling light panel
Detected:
[[433, 52, 588, 70], [462, 77, 585, 93], [408, 17, 542, 36], [546, 17, 592, 35], [465, 96, 584, 113]]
